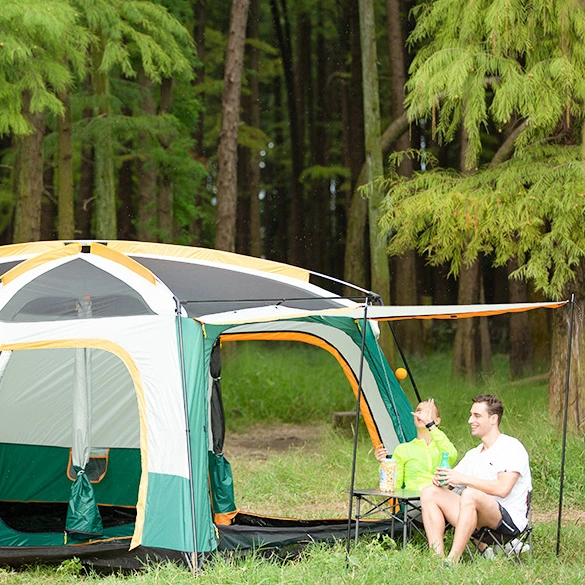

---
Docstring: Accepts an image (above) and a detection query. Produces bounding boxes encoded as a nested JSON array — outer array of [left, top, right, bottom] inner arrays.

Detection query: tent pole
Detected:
[[345, 301, 370, 563], [175, 300, 200, 574], [556, 293, 575, 556]]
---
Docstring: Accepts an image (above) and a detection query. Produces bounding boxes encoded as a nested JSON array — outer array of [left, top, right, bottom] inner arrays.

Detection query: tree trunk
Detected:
[[343, 113, 409, 294], [339, 0, 365, 285], [241, 0, 261, 257], [549, 264, 585, 432], [452, 260, 481, 380], [92, 41, 117, 239], [386, 0, 423, 354], [269, 0, 304, 265], [136, 68, 158, 242], [13, 92, 44, 243], [116, 147, 134, 240], [452, 128, 492, 379], [507, 259, 534, 379], [479, 267, 493, 376], [76, 108, 94, 239], [158, 77, 174, 242], [215, 0, 250, 252], [57, 91, 75, 239], [264, 76, 288, 262], [191, 0, 207, 245], [307, 11, 331, 274], [358, 0, 393, 361], [41, 163, 56, 240]]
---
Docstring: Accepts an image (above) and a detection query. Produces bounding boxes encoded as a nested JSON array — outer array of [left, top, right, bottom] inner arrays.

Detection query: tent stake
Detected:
[[345, 301, 370, 565], [556, 293, 575, 556]]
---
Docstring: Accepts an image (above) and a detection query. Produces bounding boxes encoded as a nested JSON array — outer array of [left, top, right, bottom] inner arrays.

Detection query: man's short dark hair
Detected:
[[472, 394, 504, 425]]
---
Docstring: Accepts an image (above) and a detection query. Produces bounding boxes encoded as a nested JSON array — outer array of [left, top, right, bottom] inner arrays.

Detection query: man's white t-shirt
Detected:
[[455, 433, 532, 531]]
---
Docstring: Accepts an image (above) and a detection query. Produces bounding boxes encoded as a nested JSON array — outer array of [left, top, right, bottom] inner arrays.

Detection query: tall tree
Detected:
[[215, 0, 250, 252], [13, 97, 45, 243], [386, 0, 423, 355], [381, 0, 585, 427], [136, 68, 158, 241], [71, 0, 195, 240], [268, 0, 305, 265], [1, 0, 88, 242], [358, 0, 393, 359], [341, 0, 367, 290], [236, 0, 263, 257], [57, 90, 75, 239]]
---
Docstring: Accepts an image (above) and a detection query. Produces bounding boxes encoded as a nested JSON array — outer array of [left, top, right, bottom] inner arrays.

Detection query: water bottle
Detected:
[[439, 451, 450, 486]]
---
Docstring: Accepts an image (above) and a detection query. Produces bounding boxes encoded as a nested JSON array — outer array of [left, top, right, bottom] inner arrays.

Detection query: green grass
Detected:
[[8, 342, 585, 583], [220, 341, 355, 427]]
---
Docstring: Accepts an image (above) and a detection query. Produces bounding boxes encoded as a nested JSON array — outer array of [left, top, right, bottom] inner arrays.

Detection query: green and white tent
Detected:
[[0, 241, 564, 568]]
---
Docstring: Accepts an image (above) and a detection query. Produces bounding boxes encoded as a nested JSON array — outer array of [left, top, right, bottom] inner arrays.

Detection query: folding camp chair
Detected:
[[466, 492, 532, 562]]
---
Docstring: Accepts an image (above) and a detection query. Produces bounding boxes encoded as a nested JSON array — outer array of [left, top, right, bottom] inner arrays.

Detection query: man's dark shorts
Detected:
[[496, 503, 521, 537]]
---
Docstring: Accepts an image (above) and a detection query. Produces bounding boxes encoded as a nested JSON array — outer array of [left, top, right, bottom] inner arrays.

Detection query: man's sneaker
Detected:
[[480, 546, 496, 559], [505, 538, 530, 555]]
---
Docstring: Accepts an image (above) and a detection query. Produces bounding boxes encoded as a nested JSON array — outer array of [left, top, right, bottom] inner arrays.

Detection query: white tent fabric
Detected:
[[0, 316, 189, 479]]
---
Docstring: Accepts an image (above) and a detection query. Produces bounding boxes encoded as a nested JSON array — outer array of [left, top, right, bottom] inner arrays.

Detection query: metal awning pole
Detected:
[[556, 293, 575, 556], [345, 300, 370, 563], [175, 300, 200, 574]]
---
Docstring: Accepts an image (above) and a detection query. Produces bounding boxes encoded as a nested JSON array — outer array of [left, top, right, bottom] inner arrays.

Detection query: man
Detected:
[[420, 394, 532, 564]]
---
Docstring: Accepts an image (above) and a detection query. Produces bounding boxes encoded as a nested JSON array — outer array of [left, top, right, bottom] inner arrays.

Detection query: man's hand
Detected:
[[432, 467, 464, 487], [432, 468, 520, 498]]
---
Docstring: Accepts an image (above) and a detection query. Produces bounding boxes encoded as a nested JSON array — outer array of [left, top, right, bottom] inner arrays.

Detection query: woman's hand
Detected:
[[412, 398, 436, 426], [374, 444, 388, 461]]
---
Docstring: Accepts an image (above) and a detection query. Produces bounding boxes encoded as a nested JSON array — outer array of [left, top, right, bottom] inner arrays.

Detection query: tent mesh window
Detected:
[[0, 259, 155, 321]]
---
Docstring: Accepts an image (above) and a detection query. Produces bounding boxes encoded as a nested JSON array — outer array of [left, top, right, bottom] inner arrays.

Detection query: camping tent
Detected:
[[0, 240, 419, 568], [0, 241, 566, 569]]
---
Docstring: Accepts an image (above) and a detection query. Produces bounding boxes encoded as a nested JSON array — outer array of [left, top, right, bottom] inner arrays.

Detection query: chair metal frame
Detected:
[[466, 491, 532, 562]]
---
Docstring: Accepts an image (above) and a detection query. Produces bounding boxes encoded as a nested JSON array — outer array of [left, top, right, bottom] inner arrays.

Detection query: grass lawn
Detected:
[[5, 341, 585, 583]]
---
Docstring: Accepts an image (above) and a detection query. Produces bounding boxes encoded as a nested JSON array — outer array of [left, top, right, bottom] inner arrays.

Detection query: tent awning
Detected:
[[197, 300, 568, 325]]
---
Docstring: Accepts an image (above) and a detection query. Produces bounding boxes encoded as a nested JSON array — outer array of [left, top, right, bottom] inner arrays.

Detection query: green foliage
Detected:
[[55, 557, 83, 576], [300, 165, 351, 187], [406, 0, 585, 166], [71, 0, 196, 82], [380, 144, 585, 299], [0, 0, 90, 135]]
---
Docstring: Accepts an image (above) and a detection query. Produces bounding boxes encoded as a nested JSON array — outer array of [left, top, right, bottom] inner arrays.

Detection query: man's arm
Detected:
[[436, 468, 520, 498]]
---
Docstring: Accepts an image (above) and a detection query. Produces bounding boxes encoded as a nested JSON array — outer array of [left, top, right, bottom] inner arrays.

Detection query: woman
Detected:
[[375, 399, 457, 492]]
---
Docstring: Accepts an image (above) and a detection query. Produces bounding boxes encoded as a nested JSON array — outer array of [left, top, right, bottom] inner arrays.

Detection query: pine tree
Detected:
[[380, 0, 585, 430], [0, 0, 89, 242], [70, 0, 195, 239]]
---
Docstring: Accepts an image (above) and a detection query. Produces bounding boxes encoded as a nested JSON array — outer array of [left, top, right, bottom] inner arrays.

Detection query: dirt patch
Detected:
[[223, 424, 325, 460], [533, 509, 585, 525]]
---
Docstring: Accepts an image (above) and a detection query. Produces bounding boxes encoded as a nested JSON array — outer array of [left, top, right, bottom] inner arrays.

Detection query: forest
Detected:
[[1, 0, 585, 430]]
